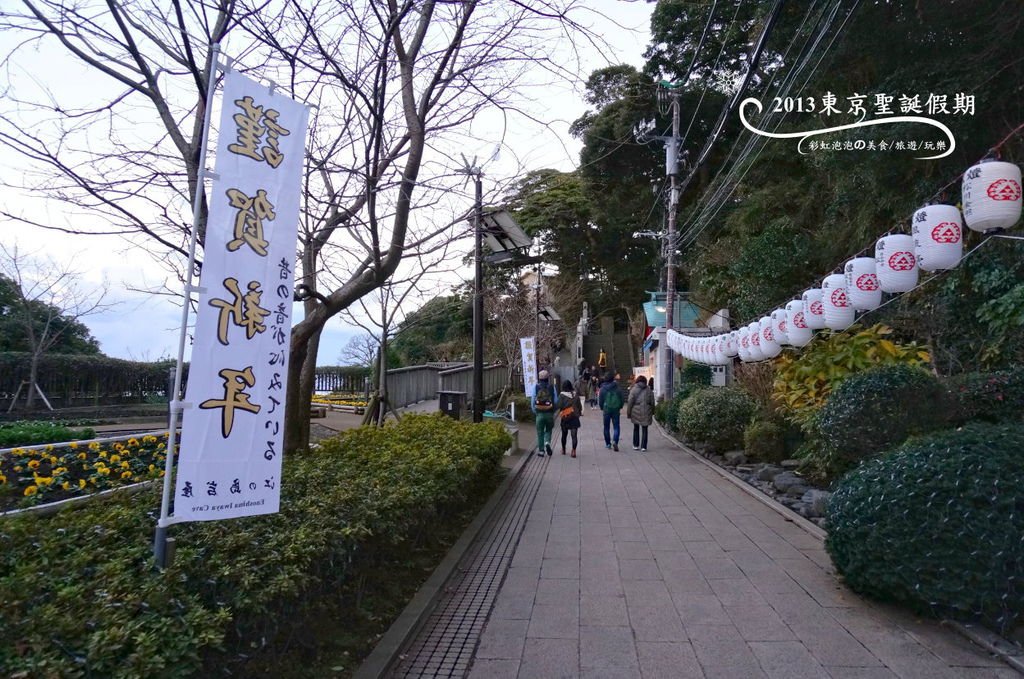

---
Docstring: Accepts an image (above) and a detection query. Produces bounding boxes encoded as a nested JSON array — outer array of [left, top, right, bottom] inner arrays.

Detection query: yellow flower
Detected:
[[89, 478, 97, 485], [0, 474, 6, 485], [61, 481, 71, 490], [11, 448, 24, 455], [128, 438, 139, 447], [98, 452, 107, 459], [98, 467, 110, 476], [78, 452, 87, 460], [143, 435, 157, 444], [27, 459, 40, 470], [54, 467, 67, 475], [149, 464, 156, 473], [69, 442, 78, 449], [121, 471, 132, 479], [110, 455, 121, 464], [24, 485, 38, 496], [88, 441, 101, 451], [45, 445, 54, 451], [49, 456, 58, 465], [34, 474, 53, 487], [77, 479, 86, 489], [120, 461, 130, 470], [14, 465, 23, 472], [159, 470, 165, 477]]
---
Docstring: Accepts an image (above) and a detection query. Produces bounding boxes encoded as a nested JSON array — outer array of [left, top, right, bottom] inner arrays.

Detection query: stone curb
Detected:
[[652, 420, 826, 541], [653, 420, 1024, 674], [353, 443, 536, 679]]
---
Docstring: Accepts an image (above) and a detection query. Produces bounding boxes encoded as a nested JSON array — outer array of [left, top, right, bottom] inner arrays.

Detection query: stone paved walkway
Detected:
[[467, 411, 1013, 679]]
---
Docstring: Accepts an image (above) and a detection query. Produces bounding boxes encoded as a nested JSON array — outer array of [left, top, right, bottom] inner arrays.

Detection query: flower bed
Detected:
[[0, 414, 510, 677], [0, 433, 170, 512]]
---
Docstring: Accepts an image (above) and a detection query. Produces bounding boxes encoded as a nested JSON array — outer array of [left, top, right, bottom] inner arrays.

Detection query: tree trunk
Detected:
[[376, 333, 388, 427], [283, 322, 323, 453], [25, 352, 41, 410]]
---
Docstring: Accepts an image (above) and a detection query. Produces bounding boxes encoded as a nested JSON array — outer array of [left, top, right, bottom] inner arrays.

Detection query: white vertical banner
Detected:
[[520, 337, 537, 397], [173, 71, 309, 522]]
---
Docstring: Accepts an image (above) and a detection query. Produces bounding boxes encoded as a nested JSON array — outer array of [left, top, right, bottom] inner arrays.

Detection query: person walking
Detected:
[[531, 369, 556, 456], [626, 375, 655, 451], [556, 379, 582, 458], [588, 369, 601, 410], [598, 372, 624, 451]]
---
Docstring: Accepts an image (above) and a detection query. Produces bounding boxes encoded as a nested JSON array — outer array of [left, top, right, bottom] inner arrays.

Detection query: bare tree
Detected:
[[0, 0, 608, 450], [339, 333, 379, 368], [0, 243, 112, 409]]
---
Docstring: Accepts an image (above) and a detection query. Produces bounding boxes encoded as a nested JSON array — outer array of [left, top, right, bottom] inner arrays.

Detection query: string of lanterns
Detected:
[[667, 156, 1022, 365]]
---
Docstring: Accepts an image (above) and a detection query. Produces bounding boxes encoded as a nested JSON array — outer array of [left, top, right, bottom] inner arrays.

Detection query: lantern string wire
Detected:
[[725, 121, 1024, 330]]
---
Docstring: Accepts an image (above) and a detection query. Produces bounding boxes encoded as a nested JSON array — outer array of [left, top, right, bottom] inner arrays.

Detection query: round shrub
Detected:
[[676, 387, 756, 452], [810, 364, 948, 481], [946, 367, 1024, 425], [743, 418, 786, 463], [826, 423, 1024, 632], [654, 397, 676, 431]]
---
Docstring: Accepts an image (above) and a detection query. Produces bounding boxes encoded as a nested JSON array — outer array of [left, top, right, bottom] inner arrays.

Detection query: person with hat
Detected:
[[531, 369, 556, 456]]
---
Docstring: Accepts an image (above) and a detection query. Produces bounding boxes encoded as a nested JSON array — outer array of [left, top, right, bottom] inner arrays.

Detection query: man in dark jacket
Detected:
[[598, 372, 624, 451]]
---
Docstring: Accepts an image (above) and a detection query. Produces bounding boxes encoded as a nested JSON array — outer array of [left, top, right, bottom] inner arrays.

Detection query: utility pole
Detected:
[[663, 84, 681, 399], [636, 83, 683, 399], [458, 157, 485, 423], [535, 260, 542, 375]]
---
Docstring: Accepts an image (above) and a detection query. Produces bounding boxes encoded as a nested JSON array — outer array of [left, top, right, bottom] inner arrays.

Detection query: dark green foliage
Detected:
[[743, 419, 786, 463], [0, 353, 174, 407], [0, 275, 100, 355], [654, 396, 677, 431], [677, 387, 756, 451], [0, 421, 96, 448], [390, 294, 472, 366], [510, 393, 535, 422], [806, 365, 948, 483], [0, 414, 509, 677], [676, 363, 712, 401], [946, 367, 1024, 425], [826, 423, 1024, 632]]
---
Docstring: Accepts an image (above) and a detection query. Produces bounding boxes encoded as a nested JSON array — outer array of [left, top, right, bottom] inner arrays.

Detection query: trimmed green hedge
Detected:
[[947, 367, 1024, 425], [806, 365, 948, 483], [677, 387, 756, 452], [826, 423, 1024, 632], [0, 414, 510, 677], [0, 421, 96, 448], [743, 419, 786, 463]]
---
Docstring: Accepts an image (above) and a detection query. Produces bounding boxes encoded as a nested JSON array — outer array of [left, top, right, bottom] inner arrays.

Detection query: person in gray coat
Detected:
[[626, 375, 655, 451]]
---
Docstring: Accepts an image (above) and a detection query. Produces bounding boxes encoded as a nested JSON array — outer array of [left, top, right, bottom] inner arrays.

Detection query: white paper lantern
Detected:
[[758, 316, 782, 358], [802, 288, 826, 330], [822, 273, 855, 330], [747, 322, 765, 361], [724, 331, 739, 358], [844, 257, 881, 311], [737, 328, 750, 362], [785, 300, 813, 347], [913, 204, 963, 271], [962, 160, 1022, 233], [715, 336, 730, 365], [875, 234, 918, 292], [771, 308, 790, 345]]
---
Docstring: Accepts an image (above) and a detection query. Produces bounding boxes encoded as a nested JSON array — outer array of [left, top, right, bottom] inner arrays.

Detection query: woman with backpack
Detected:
[[556, 379, 582, 458], [626, 375, 655, 451], [531, 369, 556, 456]]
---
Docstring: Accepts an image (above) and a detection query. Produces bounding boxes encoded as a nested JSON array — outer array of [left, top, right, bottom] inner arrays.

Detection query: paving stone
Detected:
[[466, 657, 520, 679], [519, 637, 580, 679], [724, 604, 796, 641], [620, 558, 663, 581], [580, 625, 639, 670], [490, 587, 535, 620], [475, 618, 529, 659], [546, 540, 582, 559], [527, 603, 579, 639], [542, 557, 581, 579], [536, 577, 581, 606], [635, 641, 705, 679], [671, 592, 732, 627], [749, 641, 828, 679], [626, 601, 686, 642], [686, 624, 762, 670], [580, 593, 630, 627], [615, 540, 654, 560]]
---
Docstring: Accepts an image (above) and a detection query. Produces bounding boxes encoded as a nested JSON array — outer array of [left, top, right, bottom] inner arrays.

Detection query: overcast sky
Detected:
[[0, 1, 654, 364]]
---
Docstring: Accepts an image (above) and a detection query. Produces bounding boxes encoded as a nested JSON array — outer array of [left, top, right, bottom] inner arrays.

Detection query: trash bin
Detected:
[[438, 390, 467, 420]]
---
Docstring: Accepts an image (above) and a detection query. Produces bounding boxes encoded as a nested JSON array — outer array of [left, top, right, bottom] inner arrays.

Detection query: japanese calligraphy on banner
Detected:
[[520, 337, 537, 397], [174, 71, 309, 522]]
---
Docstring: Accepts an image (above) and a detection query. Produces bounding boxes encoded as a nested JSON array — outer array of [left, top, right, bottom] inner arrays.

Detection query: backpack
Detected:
[[534, 382, 554, 411], [603, 384, 622, 411], [558, 393, 576, 419]]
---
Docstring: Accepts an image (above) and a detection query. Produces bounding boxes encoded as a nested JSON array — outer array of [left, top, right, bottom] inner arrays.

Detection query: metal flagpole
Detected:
[[154, 42, 222, 568]]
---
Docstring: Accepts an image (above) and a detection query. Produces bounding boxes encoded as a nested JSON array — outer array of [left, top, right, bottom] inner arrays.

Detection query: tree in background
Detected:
[[0, 244, 109, 409], [339, 334, 378, 368]]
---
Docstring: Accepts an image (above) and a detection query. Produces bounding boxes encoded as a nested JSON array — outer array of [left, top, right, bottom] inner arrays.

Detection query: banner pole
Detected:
[[154, 42, 222, 568]]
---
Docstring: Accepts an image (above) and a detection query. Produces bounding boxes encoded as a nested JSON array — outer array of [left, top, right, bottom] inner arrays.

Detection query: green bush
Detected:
[[946, 367, 1024, 425], [743, 418, 786, 463], [654, 397, 676, 431], [510, 393, 534, 422], [0, 414, 509, 677], [0, 421, 96, 448], [805, 364, 948, 483], [677, 387, 756, 452], [826, 423, 1024, 632], [677, 363, 712, 401]]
